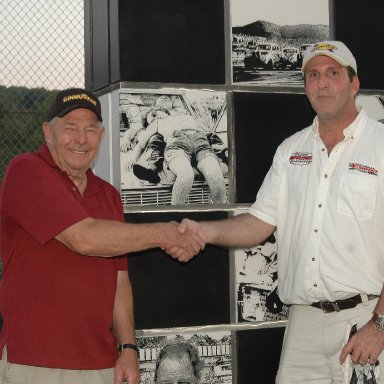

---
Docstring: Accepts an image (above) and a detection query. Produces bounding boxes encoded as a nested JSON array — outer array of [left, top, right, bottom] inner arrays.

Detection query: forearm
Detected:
[[113, 271, 141, 384], [113, 271, 137, 346], [373, 284, 384, 314], [57, 218, 179, 257], [201, 213, 275, 248]]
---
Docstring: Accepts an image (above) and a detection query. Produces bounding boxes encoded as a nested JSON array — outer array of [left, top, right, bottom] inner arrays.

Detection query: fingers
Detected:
[[340, 334, 369, 365], [114, 354, 141, 384], [350, 348, 378, 366], [179, 219, 206, 250], [339, 322, 384, 366], [164, 234, 204, 262], [165, 246, 179, 255], [178, 218, 189, 234], [355, 351, 370, 366], [163, 222, 206, 262], [165, 239, 200, 262], [339, 343, 351, 364], [165, 246, 198, 262]]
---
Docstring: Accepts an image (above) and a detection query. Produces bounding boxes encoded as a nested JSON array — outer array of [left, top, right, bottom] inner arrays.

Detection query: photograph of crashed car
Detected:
[[119, 88, 229, 206], [231, 0, 330, 86]]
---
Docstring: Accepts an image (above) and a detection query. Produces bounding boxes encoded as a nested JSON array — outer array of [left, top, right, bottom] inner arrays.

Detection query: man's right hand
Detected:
[[163, 220, 206, 262]]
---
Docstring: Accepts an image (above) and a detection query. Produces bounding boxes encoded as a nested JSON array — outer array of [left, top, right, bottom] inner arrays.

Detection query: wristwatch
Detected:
[[372, 312, 384, 332], [118, 343, 139, 355]]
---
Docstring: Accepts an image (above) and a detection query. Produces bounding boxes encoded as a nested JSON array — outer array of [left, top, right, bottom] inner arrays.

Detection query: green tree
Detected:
[[0, 86, 57, 181]]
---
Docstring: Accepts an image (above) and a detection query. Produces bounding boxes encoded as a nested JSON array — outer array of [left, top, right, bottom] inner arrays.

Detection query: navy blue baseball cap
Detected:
[[47, 88, 102, 122]]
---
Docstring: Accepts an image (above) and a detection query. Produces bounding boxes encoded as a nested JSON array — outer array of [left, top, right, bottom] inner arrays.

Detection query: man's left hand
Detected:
[[340, 320, 384, 366], [114, 349, 141, 384]]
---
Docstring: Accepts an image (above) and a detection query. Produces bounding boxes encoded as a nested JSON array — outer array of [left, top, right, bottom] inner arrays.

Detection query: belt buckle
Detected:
[[320, 301, 340, 313]]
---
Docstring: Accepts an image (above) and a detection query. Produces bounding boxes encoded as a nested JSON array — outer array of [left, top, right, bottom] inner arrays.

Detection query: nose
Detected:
[[317, 73, 329, 89], [74, 129, 87, 144]]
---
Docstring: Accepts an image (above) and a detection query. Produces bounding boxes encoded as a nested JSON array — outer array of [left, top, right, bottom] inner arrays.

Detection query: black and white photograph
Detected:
[[119, 89, 228, 206], [356, 94, 384, 124], [234, 210, 290, 322], [231, 0, 330, 85], [137, 331, 231, 384]]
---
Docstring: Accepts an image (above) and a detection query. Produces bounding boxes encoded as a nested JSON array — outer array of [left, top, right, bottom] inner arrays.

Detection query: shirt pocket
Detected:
[[337, 172, 378, 220]]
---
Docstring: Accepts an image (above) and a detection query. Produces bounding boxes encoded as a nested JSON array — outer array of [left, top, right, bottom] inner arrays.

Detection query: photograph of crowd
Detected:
[[119, 89, 228, 206], [136, 331, 231, 384]]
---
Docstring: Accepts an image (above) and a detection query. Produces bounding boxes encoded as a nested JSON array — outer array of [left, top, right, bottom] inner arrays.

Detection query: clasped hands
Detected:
[[163, 219, 205, 262]]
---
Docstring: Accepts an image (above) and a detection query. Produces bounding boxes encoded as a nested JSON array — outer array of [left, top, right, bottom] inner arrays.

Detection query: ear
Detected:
[[351, 75, 360, 98], [100, 126, 106, 141], [42, 122, 53, 145]]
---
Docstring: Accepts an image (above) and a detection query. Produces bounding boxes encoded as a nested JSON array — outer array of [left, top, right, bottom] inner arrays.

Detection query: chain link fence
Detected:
[[0, 0, 85, 181]]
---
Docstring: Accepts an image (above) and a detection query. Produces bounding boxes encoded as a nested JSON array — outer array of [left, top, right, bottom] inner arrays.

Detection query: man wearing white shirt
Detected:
[[173, 41, 384, 383]]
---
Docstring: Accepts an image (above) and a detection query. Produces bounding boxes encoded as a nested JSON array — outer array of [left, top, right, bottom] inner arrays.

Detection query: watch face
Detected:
[[376, 315, 384, 331]]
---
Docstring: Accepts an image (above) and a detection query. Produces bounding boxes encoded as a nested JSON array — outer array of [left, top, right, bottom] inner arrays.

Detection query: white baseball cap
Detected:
[[301, 40, 357, 74]]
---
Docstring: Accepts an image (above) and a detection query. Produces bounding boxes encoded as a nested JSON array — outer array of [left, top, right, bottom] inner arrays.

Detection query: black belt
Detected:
[[311, 294, 378, 313]]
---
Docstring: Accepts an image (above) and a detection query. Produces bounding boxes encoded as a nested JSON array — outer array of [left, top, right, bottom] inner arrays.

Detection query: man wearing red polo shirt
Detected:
[[0, 88, 204, 384]]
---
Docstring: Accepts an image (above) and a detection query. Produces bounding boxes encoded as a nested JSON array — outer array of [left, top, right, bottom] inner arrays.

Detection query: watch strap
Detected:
[[118, 343, 139, 355], [372, 312, 384, 332]]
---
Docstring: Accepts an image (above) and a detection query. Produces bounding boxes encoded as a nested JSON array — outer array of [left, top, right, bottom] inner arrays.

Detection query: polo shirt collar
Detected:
[[312, 105, 366, 142], [37, 144, 102, 196]]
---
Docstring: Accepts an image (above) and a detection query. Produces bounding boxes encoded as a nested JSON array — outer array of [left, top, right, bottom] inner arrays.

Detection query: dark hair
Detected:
[[346, 66, 357, 81], [154, 341, 204, 382]]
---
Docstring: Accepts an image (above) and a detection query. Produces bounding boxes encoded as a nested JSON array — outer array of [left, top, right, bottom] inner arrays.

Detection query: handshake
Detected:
[[162, 219, 206, 262]]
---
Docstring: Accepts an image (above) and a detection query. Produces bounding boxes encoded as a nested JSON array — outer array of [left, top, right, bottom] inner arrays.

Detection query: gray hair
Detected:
[[154, 341, 204, 382]]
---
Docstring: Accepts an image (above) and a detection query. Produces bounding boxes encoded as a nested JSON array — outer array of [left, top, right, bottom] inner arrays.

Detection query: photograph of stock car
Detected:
[[241, 42, 303, 71], [243, 42, 284, 70]]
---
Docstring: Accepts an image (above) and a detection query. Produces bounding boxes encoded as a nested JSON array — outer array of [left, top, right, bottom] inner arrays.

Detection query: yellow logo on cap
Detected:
[[62, 93, 97, 106], [313, 43, 337, 53]]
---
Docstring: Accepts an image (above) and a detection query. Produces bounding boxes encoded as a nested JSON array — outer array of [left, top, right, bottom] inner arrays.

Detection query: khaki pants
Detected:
[[0, 347, 114, 384], [276, 297, 384, 384]]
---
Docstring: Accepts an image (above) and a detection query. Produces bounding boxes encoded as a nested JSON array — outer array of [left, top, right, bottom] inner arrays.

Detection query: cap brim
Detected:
[[56, 105, 102, 122], [302, 53, 351, 73]]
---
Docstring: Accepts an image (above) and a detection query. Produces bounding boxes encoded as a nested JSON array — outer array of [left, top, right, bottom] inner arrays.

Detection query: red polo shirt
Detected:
[[0, 144, 127, 369]]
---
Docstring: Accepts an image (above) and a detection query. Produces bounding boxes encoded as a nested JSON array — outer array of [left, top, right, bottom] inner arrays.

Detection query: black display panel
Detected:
[[116, 0, 226, 84], [234, 92, 315, 203], [125, 211, 230, 330], [90, 0, 110, 90], [237, 327, 285, 383], [333, 0, 384, 90]]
